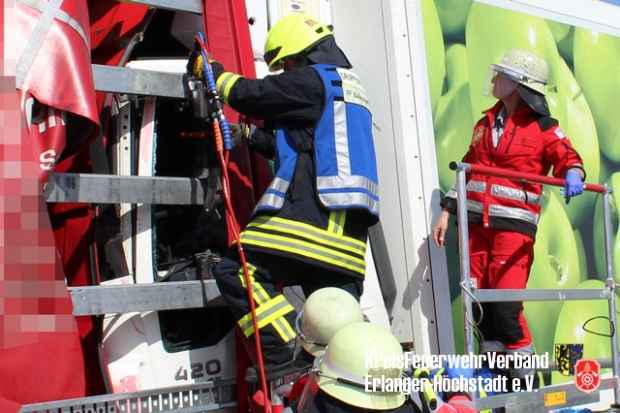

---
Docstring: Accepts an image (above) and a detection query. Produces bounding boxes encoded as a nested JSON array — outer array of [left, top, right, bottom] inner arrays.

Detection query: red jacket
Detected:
[[445, 102, 583, 232]]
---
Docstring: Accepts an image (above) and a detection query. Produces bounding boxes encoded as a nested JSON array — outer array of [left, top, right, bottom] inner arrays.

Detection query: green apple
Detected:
[[547, 20, 574, 64], [433, 0, 472, 42], [593, 173, 620, 283], [549, 58, 600, 228], [574, 229, 588, 279], [434, 44, 475, 192], [574, 28, 620, 162], [422, 0, 446, 115], [600, 154, 620, 186], [551, 279, 617, 384], [465, 3, 567, 124], [525, 190, 586, 359]]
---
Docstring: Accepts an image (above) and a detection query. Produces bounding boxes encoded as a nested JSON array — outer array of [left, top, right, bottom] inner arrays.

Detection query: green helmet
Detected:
[[297, 288, 364, 357], [316, 322, 406, 410], [263, 13, 333, 72], [490, 48, 549, 95]]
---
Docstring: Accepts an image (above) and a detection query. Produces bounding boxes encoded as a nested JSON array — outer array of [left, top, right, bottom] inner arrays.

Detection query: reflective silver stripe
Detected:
[[319, 192, 379, 216], [16, 0, 65, 88], [256, 192, 284, 210], [255, 177, 289, 210], [491, 184, 540, 205], [268, 177, 290, 194], [467, 200, 538, 224], [240, 231, 366, 274], [467, 200, 483, 213], [336, 68, 370, 111], [489, 204, 539, 224], [333, 100, 351, 177], [467, 180, 486, 193], [316, 175, 378, 197]]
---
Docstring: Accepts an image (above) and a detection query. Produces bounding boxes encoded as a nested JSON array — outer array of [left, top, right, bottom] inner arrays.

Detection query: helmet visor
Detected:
[[484, 63, 547, 97], [264, 47, 283, 71]]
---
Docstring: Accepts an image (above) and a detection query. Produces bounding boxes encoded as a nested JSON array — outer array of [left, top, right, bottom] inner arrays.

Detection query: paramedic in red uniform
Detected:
[[432, 49, 585, 387]]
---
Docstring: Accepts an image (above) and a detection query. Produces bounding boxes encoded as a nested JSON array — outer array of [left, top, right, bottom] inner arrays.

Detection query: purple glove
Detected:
[[562, 168, 584, 204]]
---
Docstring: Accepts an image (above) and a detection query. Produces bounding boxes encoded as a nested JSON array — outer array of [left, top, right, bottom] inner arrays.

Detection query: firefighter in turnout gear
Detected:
[[191, 13, 379, 374], [432, 49, 585, 386]]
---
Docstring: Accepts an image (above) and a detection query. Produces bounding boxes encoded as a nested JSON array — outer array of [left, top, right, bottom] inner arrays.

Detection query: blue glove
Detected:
[[442, 364, 475, 380], [562, 168, 584, 204]]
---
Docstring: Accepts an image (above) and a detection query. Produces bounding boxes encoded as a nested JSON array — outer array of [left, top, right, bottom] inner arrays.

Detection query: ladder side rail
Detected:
[[452, 161, 619, 410]]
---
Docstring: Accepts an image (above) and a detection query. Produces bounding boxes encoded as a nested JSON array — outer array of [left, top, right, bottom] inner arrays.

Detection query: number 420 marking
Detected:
[[175, 360, 222, 381]]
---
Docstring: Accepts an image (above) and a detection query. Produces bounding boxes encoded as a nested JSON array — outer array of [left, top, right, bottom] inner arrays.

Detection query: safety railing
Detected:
[[449, 161, 619, 411]]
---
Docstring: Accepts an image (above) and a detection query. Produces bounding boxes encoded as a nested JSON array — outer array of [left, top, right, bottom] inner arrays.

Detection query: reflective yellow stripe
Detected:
[[240, 230, 365, 275], [247, 215, 365, 256], [272, 317, 297, 343], [238, 295, 295, 340], [237, 266, 296, 343], [238, 264, 270, 305], [336, 211, 346, 236], [216, 72, 242, 104], [327, 211, 346, 236], [327, 212, 336, 233]]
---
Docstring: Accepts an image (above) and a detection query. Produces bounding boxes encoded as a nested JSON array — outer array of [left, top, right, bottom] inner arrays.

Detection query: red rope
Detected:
[[213, 118, 271, 413]]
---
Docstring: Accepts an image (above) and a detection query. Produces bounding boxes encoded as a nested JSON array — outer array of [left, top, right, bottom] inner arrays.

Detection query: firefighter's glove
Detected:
[[562, 168, 584, 204], [187, 50, 224, 83], [229, 123, 254, 148], [443, 364, 475, 381]]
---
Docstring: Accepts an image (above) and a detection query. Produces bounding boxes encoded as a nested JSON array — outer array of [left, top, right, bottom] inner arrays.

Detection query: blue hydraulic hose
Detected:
[[197, 32, 233, 150]]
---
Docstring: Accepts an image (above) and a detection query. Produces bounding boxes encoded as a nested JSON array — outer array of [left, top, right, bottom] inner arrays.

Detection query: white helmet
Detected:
[[297, 287, 364, 356], [486, 49, 551, 115], [312, 322, 406, 410], [491, 48, 549, 95]]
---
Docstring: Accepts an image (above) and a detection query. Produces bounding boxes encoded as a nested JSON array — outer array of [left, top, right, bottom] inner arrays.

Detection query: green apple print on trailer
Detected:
[[525, 190, 586, 362], [574, 29, 620, 163], [434, 44, 475, 192], [593, 173, 620, 283], [422, 0, 446, 115], [552, 280, 617, 385]]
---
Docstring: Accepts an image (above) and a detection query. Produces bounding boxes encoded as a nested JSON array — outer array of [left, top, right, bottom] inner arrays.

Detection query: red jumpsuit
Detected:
[[443, 101, 584, 352]]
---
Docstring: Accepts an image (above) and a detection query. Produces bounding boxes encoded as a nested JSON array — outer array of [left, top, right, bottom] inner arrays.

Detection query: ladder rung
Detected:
[[472, 288, 610, 302], [93, 64, 186, 98], [44, 173, 208, 205], [474, 377, 614, 412], [70, 280, 222, 315], [20, 379, 235, 413], [119, 0, 203, 14]]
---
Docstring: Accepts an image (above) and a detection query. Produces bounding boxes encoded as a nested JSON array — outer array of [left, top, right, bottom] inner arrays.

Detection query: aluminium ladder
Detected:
[[452, 161, 620, 412]]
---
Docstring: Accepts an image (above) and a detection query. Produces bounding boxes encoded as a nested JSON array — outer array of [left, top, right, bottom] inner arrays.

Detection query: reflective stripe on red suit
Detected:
[[454, 101, 584, 229]]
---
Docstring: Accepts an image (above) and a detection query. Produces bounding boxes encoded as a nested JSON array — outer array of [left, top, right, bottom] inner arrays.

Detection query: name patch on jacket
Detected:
[[337, 68, 370, 111]]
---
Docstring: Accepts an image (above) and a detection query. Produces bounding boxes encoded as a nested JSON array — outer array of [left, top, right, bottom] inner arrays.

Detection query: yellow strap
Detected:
[[240, 230, 366, 275], [216, 72, 242, 104], [238, 295, 295, 340], [327, 211, 346, 236]]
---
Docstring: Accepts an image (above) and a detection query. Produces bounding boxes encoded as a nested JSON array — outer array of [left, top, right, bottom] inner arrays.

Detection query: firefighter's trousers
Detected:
[[469, 225, 534, 351], [214, 250, 363, 365]]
